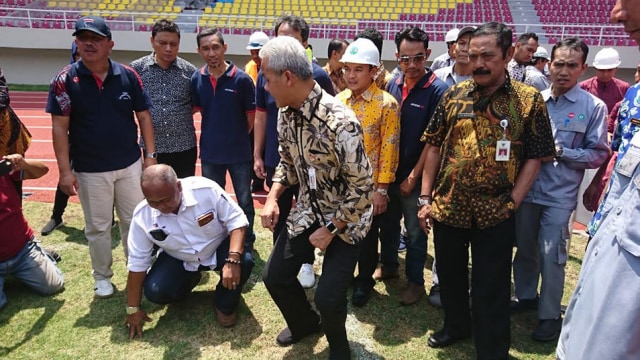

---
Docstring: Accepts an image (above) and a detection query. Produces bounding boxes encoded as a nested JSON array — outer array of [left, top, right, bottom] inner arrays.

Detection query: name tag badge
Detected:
[[495, 140, 511, 161], [617, 151, 640, 177], [630, 118, 640, 126], [308, 167, 317, 190], [196, 210, 214, 227], [630, 131, 640, 147]]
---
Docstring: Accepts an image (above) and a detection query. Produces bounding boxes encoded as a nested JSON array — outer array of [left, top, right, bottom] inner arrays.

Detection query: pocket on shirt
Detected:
[[555, 121, 587, 149], [617, 170, 640, 257]]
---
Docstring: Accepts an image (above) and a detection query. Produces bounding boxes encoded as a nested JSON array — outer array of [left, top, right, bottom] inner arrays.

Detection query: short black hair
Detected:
[[394, 27, 429, 52], [327, 38, 348, 58], [196, 28, 223, 47], [355, 28, 384, 56], [152, 19, 180, 39], [274, 14, 310, 42], [472, 22, 512, 58], [551, 37, 589, 65], [517, 32, 538, 44]]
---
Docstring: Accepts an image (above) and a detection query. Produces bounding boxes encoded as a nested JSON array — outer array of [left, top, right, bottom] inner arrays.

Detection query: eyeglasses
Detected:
[[397, 54, 426, 64]]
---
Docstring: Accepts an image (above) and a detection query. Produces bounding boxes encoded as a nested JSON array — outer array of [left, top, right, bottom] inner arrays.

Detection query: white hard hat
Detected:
[[593, 47, 621, 70], [445, 28, 460, 43], [339, 38, 380, 67], [533, 46, 550, 60], [246, 31, 269, 50]]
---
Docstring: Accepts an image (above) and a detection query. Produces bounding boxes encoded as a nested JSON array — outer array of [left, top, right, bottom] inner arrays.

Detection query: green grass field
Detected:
[[0, 201, 586, 359]]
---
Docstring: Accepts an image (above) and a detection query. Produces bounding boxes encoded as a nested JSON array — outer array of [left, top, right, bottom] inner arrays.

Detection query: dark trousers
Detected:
[[266, 166, 298, 244], [433, 217, 513, 360], [51, 185, 69, 221], [157, 147, 197, 179], [263, 225, 361, 359], [143, 236, 254, 314], [354, 216, 379, 290]]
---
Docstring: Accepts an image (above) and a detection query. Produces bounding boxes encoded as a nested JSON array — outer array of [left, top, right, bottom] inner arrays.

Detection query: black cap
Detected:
[[457, 26, 477, 41], [73, 16, 111, 39]]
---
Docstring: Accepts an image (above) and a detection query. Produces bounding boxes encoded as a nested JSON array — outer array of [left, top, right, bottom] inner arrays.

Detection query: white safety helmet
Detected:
[[445, 28, 460, 43], [339, 38, 380, 67], [593, 47, 621, 70], [246, 31, 269, 50], [533, 46, 550, 60]]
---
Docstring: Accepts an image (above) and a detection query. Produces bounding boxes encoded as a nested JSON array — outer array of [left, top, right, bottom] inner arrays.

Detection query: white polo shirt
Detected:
[[127, 176, 249, 272]]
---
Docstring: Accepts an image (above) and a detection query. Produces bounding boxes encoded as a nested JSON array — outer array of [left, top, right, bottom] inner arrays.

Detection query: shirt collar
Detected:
[[345, 81, 378, 102], [149, 52, 178, 69], [76, 58, 118, 76], [544, 83, 581, 103], [283, 82, 323, 119], [468, 70, 513, 97], [200, 61, 237, 77]]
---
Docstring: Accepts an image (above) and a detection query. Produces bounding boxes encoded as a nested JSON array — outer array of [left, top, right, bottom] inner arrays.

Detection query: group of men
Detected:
[[3, 0, 640, 358]]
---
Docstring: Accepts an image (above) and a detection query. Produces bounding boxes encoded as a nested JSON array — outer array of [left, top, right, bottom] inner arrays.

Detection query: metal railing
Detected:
[[0, 6, 631, 45]]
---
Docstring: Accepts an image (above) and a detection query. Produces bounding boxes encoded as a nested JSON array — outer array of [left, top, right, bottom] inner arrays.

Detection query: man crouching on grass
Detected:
[[123, 164, 253, 338]]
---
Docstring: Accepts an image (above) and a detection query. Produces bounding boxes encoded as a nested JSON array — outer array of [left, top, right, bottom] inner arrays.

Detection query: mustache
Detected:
[[473, 68, 491, 75]]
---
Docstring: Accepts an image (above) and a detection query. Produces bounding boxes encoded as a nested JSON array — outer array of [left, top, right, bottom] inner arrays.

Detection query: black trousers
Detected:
[[354, 216, 380, 290], [263, 224, 360, 359], [157, 147, 197, 179], [433, 217, 514, 360], [266, 166, 298, 244]]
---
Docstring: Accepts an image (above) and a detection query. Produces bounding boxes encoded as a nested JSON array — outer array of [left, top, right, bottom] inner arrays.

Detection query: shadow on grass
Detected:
[[57, 222, 123, 252], [0, 283, 64, 357]]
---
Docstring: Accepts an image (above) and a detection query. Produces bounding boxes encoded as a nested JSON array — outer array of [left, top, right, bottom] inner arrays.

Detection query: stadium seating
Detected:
[[0, 0, 631, 46]]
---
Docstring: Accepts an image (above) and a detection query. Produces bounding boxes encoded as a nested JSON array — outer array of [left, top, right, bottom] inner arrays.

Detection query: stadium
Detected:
[[0, 0, 638, 84]]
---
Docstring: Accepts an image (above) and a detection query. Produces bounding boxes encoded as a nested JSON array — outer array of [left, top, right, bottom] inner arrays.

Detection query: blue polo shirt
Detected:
[[256, 71, 281, 168], [256, 64, 335, 169], [192, 62, 256, 165], [312, 62, 336, 97], [46, 59, 151, 173], [386, 70, 448, 183]]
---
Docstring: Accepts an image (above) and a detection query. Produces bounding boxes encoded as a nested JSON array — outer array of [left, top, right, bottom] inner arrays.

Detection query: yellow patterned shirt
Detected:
[[336, 82, 400, 185], [274, 83, 374, 244], [422, 75, 556, 229]]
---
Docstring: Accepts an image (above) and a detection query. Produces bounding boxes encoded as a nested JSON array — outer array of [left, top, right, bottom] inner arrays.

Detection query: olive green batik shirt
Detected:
[[422, 75, 556, 229]]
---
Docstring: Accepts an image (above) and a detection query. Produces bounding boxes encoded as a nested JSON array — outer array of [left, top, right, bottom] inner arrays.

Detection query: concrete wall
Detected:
[[1, 27, 639, 84]]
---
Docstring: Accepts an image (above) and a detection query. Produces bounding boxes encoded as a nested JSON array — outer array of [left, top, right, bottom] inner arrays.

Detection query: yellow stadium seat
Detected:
[[98, 3, 106, 10], [47, 1, 57, 6]]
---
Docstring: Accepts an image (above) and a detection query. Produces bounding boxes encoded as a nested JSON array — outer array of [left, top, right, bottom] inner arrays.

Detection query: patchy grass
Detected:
[[0, 200, 587, 359], [7, 84, 49, 92]]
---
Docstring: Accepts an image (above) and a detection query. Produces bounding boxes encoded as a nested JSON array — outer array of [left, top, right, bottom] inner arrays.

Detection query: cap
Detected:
[[532, 46, 550, 60], [445, 28, 460, 43], [593, 47, 621, 70], [457, 26, 476, 41], [340, 38, 380, 67], [72, 16, 111, 39], [246, 31, 269, 50]]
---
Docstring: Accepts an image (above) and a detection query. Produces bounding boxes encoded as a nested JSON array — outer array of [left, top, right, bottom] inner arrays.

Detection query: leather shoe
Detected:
[[510, 296, 539, 313], [428, 285, 442, 307], [373, 267, 400, 281], [216, 308, 237, 328], [351, 287, 372, 307], [532, 317, 562, 342], [427, 329, 471, 348], [276, 323, 322, 346], [399, 282, 425, 306]]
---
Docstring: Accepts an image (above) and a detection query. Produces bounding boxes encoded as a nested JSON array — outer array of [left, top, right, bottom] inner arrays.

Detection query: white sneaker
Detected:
[[94, 279, 114, 298], [298, 263, 316, 289]]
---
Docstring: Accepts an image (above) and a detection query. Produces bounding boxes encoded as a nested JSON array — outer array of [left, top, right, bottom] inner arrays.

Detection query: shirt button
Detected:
[[616, 206, 622, 215]]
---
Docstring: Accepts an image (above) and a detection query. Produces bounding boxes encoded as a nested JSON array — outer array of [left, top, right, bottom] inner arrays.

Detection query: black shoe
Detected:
[[428, 285, 442, 307], [276, 323, 322, 346], [41, 218, 63, 236], [532, 318, 562, 342], [510, 296, 539, 313], [351, 287, 372, 307], [427, 329, 471, 348], [251, 181, 265, 193]]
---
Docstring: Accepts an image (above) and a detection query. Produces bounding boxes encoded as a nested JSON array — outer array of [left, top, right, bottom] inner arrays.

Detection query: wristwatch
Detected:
[[417, 195, 432, 207], [145, 151, 157, 159], [375, 188, 388, 196], [326, 221, 339, 235], [126, 306, 140, 315], [556, 146, 564, 159]]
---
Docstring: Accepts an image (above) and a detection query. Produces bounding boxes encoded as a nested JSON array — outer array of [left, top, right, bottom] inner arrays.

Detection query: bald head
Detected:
[[141, 164, 182, 214]]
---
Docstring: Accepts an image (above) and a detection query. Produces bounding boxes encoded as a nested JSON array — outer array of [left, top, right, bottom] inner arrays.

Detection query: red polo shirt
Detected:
[[0, 172, 33, 261]]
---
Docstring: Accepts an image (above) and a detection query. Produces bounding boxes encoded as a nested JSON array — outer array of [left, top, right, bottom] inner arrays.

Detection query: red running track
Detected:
[[11, 91, 267, 209]]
